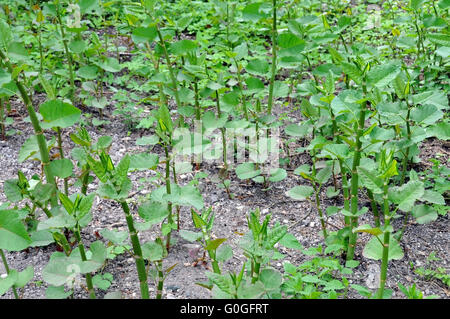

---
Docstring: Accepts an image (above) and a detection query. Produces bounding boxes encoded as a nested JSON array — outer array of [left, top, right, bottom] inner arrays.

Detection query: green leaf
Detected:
[[97, 57, 123, 73], [39, 100, 81, 129], [245, 59, 269, 76], [367, 61, 401, 88], [363, 234, 404, 261], [14, 266, 34, 288], [268, 168, 287, 183], [45, 285, 72, 299], [77, 65, 98, 80], [216, 244, 233, 262], [427, 33, 450, 46], [131, 26, 158, 44], [3, 180, 23, 202], [235, 163, 260, 180], [163, 185, 204, 210], [389, 180, 425, 212], [141, 241, 164, 261], [29, 229, 54, 247], [411, 205, 438, 224], [259, 268, 282, 290], [37, 210, 77, 231], [136, 135, 159, 146], [179, 229, 202, 242], [358, 167, 383, 194], [340, 62, 362, 84], [205, 238, 227, 251], [138, 201, 169, 224], [129, 153, 159, 171], [170, 39, 197, 55], [286, 185, 314, 200], [421, 190, 445, 205], [353, 224, 383, 236], [285, 123, 309, 137], [410, 105, 443, 125], [0, 68, 11, 86], [0, 271, 17, 296], [99, 229, 128, 245], [0, 19, 12, 51], [49, 159, 73, 179], [69, 40, 87, 54], [0, 210, 32, 251]]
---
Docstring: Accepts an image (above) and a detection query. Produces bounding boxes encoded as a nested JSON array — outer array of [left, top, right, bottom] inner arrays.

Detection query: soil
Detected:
[[0, 91, 448, 300]]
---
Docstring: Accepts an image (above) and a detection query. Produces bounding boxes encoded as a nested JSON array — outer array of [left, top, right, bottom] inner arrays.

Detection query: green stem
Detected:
[[119, 200, 149, 299], [156, 260, 164, 299], [164, 145, 174, 250], [401, 102, 412, 185], [267, 0, 277, 115], [74, 227, 96, 299], [367, 189, 381, 228], [346, 92, 367, 261], [313, 183, 328, 239], [56, 2, 75, 103], [0, 97, 5, 140], [0, 49, 58, 208], [215, 91, 228, 169], [0, 249, 19, 299], [377, 182, 391, 299], [156, 24, 182, 118], [56, 127, 69, 195]]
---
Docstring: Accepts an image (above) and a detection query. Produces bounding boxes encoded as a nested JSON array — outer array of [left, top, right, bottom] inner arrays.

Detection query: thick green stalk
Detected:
[[156, 260, 164, 299], [215, 91, 228, 169], [56, 127, 69, 195], [164, 145, 174, 250], [367, 189, 381, 227], [0, 97, 5, 140], [156, 24, 182, 116], [312, 182, 327, 239], [200, 225, 221, 274], [377, 181, 391, 298], [0, 49, 58, 208], [119, 200, 149, 299], [267, 0, 277, 115], [194, 79, 200, 121], [0, 249, 19, 299], [400, 102, 412, 184], [346, 98, 367, 261], [73, 227, 96, 299], [55, 2, 75, 103]]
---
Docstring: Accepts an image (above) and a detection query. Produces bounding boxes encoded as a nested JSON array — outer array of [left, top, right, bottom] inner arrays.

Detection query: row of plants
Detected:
[[0, 0, 448, 299]]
